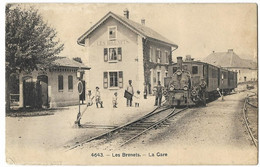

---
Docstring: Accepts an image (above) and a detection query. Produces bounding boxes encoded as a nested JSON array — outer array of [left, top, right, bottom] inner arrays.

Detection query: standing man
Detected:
[[95, 87, 103, 108], [126, 80, 134, 107], [154, 81, 163, 107], [199, 78, 207, 106], [143, 83, 147, 99]]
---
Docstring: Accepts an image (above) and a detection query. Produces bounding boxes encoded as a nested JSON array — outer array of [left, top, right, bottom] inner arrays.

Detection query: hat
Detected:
[[96, 86, 99, 89]]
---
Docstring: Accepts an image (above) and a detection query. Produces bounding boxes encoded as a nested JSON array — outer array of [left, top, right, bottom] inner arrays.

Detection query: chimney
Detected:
[[177, 57, 183, 70], [228, 49, 233, 52], [185, 55, 192, 61], [141, 19, 145, 25], [124, 8, 129, 19]]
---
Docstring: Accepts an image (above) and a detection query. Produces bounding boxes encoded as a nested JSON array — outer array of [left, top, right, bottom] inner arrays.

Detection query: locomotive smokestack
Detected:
[[177, 57, 183, 70]]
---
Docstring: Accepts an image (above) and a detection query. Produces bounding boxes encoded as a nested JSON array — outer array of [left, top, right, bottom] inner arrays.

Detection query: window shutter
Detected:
[[103, 72, 108, 88], [118, 47, 122, 61], [156, 50, 158, 63], [159, 50, 162, 63], [104, 48, 108, 62], [119, 71, 123, 88]]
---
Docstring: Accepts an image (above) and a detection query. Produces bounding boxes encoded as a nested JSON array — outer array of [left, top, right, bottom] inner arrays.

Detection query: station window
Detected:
[[103, 71, 123, 89], [109, 72, 118, 87], [68, 75, 73, 90], [192, 66, 198, 74], [149, 47, 153, 62], [108, 26, 117, 40], [58, 75, 63, 91], [156, 49, 161, 63], [165, 51, 169, 64], [104, 47, 122, 62]]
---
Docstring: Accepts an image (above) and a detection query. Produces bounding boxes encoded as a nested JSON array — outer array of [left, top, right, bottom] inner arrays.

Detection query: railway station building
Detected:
[[77, 10, 178, 99], [203, 49, 257, 83], [16, 57, 90, 108]]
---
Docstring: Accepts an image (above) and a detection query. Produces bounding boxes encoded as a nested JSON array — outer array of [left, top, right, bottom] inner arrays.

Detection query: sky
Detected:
[[20, 3, 258, 62]]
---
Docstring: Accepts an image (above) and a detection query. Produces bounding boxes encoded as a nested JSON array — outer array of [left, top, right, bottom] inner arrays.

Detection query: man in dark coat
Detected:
[[199, 78, 207, 106], [154, 81, 163, 107]]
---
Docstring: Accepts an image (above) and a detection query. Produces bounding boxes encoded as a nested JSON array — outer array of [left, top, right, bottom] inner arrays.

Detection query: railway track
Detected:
[[243, 94, 258, 147], [66, 106, 188, 151]]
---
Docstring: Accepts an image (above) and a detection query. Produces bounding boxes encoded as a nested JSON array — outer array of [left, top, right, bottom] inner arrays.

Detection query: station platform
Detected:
[[6, 95, 161, 157]]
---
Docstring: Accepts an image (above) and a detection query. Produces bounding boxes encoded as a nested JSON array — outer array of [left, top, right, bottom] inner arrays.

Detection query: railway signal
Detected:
[[77, 81, 83, 95]]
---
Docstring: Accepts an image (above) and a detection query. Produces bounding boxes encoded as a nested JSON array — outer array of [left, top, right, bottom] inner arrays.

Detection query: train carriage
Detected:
[[205, 64, 219, 93], [164, 56, 237, 107], [219, 68, 229, 90]]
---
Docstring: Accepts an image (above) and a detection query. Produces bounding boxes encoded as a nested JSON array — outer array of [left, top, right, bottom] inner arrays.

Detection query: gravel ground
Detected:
[[5, 96, 158, 164], [126, 90, 258, 164], [67, 90, 258, 165], [6, 91, 258, 165]]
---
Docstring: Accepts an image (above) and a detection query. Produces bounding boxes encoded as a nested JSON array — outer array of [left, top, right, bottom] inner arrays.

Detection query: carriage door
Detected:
[[37, 75, 48, 108], [203, 64, 209, 85]]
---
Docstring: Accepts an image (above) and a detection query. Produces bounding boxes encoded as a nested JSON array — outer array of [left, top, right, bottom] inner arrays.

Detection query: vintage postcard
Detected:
[[5, 3, 258, 165]]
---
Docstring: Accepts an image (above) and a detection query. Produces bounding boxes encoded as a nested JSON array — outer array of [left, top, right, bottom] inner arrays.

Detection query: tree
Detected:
[[5, 4, 64, 111], [73, 57, 83, 64]]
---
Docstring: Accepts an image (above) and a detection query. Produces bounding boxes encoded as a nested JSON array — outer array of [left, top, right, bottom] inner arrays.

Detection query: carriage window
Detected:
[[58, 75, 63, 91], [223, 72, 227, 79], [192, 66, 198, 74], [212, 69, 218, 78]]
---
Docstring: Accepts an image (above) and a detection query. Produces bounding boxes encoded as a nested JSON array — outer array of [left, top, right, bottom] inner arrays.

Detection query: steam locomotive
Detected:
[[164, 56, 237, 107]]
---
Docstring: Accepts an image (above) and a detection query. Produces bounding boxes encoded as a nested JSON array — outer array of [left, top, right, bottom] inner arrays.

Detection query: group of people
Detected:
[[85, 79, 164, 109], [125, 79, 163, 107], [86, 86, 104, 108], [84, 80, 163, 109], [125, 80, 141, 107]]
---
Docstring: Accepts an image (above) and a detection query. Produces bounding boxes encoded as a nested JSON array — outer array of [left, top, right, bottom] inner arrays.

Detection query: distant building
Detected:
[[203, 49, 257, 83], [18, 57, 90, 108], [77, 10, 178, 98]]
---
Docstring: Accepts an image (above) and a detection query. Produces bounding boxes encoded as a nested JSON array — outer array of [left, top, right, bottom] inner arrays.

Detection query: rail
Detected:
[[242, 96, 258, 147], [66, 104, 169, 151]]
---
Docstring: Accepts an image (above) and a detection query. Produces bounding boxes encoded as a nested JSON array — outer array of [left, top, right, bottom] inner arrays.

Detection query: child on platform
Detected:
[[112, 92, 118, 108], [135, 90, 140, 107]]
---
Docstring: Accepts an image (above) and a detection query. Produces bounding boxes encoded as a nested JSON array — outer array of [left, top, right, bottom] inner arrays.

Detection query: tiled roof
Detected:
[[113, 13, 177, 47], [203, 51, 257, 69], [52, 57, 90, 70], [78, 11, 177, 47]]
